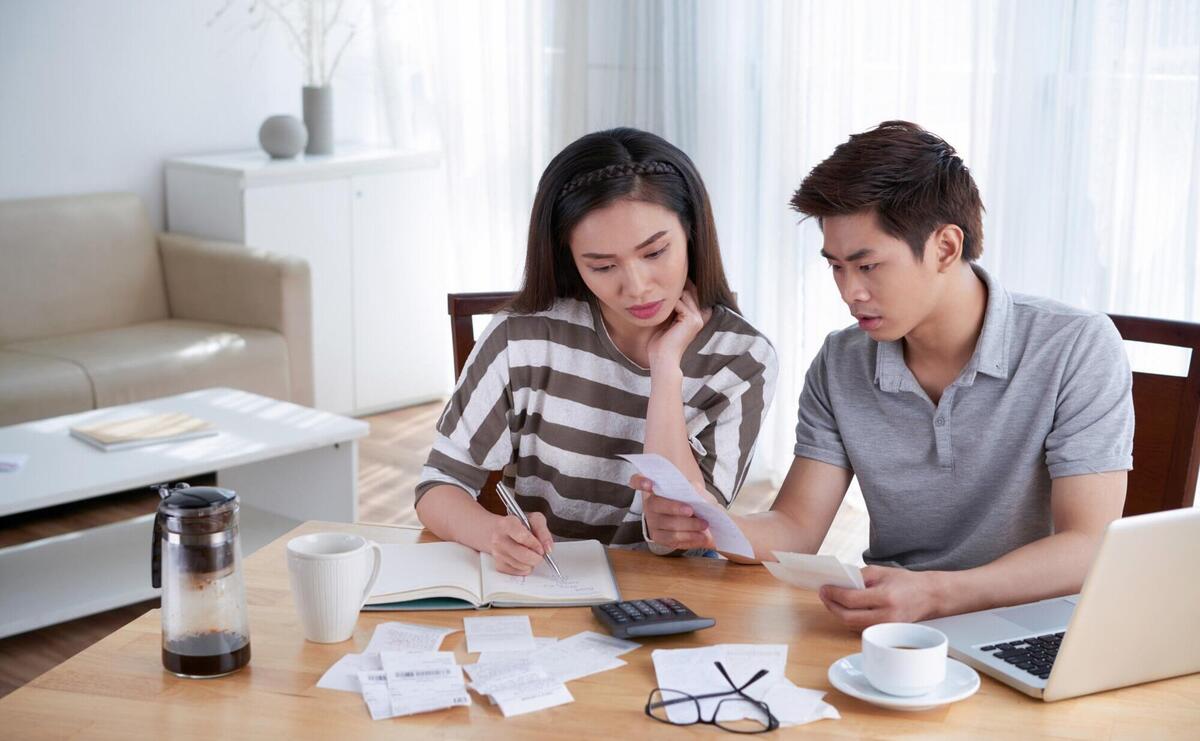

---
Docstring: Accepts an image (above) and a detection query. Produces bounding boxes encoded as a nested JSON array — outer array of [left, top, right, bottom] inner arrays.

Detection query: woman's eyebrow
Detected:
[[581, 230, 668, 259]]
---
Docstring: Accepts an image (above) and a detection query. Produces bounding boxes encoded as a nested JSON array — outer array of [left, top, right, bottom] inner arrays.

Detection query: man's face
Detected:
[[820, 211, 942, 342]]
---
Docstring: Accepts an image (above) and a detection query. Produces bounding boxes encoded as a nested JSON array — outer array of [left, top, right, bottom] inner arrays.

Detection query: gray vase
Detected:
[[302, 85, 334, 155], [258, 115, 307, 159]]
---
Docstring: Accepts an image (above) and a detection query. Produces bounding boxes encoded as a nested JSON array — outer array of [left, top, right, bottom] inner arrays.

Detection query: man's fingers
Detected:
[[645, 496, 693, 518], [821, 584, 881, 610], [819, 591, 884, 631], [651, 530, 710, 550], [630, 474, 655, 492], [649, 513, 709, 533]]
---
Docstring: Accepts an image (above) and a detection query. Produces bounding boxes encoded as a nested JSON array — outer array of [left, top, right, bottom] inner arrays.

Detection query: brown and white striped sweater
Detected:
[[416, 297, 777, 549]]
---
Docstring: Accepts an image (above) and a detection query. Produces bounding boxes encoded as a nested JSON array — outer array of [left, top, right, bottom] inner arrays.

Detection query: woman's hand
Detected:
[[488, 513, 554, 576], [647, 283, 711, 374]]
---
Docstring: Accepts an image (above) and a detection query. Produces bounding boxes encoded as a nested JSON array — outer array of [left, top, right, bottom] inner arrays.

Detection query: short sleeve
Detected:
[[793, 337, 852, 470], [1044, 314, 1134, 478], [415, 313, 515, 503]]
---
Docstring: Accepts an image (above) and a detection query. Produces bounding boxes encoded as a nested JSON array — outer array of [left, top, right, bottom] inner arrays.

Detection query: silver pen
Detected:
[[495, 481, 563, 578]]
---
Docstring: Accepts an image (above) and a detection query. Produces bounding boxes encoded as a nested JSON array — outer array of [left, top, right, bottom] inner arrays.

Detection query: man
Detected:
[[635, 120, 1134, 629]]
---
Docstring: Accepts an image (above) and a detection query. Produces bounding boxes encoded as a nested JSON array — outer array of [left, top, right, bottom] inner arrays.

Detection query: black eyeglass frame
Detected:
[[644, 661, 781, 734]]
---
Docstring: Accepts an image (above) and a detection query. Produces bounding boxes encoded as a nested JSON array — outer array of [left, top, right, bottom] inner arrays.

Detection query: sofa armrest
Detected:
[[158, 231, 314, 406]]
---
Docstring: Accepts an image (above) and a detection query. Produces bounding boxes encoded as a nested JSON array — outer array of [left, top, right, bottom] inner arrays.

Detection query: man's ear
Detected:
[[930, 224, 964, 272]]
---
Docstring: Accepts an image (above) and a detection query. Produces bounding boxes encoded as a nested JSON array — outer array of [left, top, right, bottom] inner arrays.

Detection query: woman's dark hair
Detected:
[[509, 127, 739, 314], [790, 120, 985, 262]]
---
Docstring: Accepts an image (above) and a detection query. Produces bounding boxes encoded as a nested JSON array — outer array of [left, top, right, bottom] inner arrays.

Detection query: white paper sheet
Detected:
[[365, 621, 459, 655], [763, 680, 841, 725], [0, 453, 28, 473], [316, 652, 382, 693], [650, 644, 838, 727], [462, 660, 574, 716], [526, 632, 629, 683], [476, 636, 558, 664], [620, 453, 755, 558], [358, 652, 471, 719], [492, 677, 574, 717], [766, 551, 865, 590], [463, 615, 536, 653]]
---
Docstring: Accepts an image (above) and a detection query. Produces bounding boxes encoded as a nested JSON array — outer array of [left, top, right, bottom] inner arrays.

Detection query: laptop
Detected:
[[920, 506, 1200, 701]]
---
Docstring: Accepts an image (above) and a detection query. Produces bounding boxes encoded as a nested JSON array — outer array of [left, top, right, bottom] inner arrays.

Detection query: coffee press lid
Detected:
[[157, 483, 237, 518]]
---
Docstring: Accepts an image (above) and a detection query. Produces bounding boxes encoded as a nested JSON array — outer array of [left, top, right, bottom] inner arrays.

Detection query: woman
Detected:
[[415, 127, 777, 575]]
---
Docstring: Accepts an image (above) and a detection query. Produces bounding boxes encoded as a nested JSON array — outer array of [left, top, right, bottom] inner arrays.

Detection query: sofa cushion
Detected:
[[6, 320, 291, 409], [0, 350, 95, 426], [0, 193, 169, 344]]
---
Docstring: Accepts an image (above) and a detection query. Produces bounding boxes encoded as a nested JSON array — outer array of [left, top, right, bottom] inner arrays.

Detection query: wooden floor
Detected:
[[0, 399, 868, 698]]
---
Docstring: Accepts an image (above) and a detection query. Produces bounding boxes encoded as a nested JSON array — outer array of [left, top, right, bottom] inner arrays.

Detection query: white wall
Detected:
[[0, 0, 384, 230]]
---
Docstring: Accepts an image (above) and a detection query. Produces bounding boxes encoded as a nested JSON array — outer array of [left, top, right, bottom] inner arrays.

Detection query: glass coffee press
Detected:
[[151, 482, 251, 677]]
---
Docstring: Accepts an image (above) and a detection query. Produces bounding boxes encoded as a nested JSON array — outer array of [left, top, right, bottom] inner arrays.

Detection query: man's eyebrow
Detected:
[[581, 230, 668, 259], [820, 247, 875, 262]]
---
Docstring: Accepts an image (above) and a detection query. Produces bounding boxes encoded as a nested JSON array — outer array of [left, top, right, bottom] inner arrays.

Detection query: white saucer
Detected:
[[827, 653, 980, 711]]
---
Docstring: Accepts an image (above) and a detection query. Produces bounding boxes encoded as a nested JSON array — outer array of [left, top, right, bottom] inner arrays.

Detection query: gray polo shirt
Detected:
[[794, 264, 1134, 572]]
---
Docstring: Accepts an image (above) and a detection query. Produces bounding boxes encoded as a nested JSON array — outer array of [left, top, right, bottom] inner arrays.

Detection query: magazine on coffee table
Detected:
[[363, 539, 620, 611]]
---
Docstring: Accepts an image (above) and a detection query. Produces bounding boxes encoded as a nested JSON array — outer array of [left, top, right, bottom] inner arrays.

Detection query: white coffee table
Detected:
[[0, 387, 370, 638]]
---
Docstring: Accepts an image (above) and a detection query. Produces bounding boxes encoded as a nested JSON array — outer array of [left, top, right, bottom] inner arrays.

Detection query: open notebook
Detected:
[[363, 540, 621, 610]]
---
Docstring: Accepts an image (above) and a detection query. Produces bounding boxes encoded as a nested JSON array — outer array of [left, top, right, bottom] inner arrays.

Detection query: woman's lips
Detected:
[[628, 300, 664, 320]]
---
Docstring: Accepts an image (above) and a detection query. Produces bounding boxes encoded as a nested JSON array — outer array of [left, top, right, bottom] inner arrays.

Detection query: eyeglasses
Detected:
[[645, 661, 781, 734]]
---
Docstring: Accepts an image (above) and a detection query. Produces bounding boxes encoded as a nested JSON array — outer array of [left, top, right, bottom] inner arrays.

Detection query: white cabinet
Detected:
[[165, 146, 452, 415]]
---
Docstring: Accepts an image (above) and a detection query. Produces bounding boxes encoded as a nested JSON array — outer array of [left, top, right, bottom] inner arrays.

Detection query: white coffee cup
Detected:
[[861, 622, 948, 696], [286, 532, 382, 643]]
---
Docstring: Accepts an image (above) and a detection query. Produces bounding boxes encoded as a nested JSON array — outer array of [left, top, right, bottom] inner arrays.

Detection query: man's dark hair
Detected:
[[790, 120, 984, 261]]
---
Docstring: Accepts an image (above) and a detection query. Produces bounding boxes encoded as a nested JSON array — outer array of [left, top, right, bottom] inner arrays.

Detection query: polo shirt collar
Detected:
[[873, 262, 1011, 393]]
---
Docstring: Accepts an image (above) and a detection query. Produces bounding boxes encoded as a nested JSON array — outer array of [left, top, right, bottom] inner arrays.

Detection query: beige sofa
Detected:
[[0, 192, 313, 426]]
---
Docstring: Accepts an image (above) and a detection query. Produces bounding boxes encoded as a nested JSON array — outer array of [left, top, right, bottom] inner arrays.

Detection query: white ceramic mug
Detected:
[[861, 622, 948, 696], [286, 532, 382, 643]]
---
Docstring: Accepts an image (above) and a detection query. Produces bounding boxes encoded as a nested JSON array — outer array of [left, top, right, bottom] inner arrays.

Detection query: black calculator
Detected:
[[591, 597, 715, 639]]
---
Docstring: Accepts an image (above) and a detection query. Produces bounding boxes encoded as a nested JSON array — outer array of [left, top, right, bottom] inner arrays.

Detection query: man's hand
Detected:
[[631, 473, 715, 551], [818, 565, 943, 630], [488, 513, 554, 576]]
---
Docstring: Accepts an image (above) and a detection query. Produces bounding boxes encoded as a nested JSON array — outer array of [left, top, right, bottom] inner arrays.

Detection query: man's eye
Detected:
[[828, 263, 842, 272], [860, 263, 878, 273]]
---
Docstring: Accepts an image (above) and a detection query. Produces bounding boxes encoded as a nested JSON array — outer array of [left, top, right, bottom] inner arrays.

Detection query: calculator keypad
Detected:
[[592, 597, 715, 638]]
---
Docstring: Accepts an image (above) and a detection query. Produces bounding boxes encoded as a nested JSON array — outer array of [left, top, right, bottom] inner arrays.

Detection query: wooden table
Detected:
[[2, 521, 1197, 739]]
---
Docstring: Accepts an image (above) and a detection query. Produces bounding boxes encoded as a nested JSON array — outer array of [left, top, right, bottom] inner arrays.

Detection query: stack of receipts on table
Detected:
[[620, 453, 754, 558], [463, 619, 640, 717], [652, 644, 839, 727], [316, 617, 640, 720], [764, 551, 864, 591]]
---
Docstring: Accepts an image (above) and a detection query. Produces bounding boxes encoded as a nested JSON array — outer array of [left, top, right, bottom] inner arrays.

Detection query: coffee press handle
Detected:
[[151, 510, 165, 589], [358, 540, 384, 609]]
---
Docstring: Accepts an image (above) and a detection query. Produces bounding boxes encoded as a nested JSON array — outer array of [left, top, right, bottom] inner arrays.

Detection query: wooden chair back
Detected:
[[447, 292, 517, 515], [1109, 314, 1200, 516]]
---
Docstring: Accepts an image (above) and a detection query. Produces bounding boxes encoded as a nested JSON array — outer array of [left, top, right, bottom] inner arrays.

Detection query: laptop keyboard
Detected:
[[977, 631, 1064, 680]]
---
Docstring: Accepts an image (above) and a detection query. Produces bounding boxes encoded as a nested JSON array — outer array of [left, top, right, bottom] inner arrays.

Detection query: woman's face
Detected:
[[568, 198, 690, 333]]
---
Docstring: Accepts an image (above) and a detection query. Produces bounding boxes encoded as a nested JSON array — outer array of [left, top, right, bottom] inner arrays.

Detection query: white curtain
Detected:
[[372, 0, 1200, 485]]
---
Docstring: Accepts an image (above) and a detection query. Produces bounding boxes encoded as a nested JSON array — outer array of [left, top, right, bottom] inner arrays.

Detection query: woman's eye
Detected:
[[646, 246, 667, 259], [590, 265, 614, 273]]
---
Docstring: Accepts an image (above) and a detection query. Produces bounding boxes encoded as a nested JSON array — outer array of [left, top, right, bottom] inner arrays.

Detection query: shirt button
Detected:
[[935, 416, 946, 427]]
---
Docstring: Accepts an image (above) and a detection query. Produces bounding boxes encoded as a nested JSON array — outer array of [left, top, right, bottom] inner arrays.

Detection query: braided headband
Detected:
[[558, 160, 681, 199]]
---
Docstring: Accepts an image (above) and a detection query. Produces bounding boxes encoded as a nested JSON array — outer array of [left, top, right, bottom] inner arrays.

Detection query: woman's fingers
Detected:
[[528, 511, 554, 553]]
